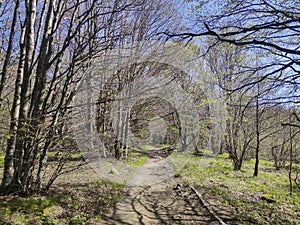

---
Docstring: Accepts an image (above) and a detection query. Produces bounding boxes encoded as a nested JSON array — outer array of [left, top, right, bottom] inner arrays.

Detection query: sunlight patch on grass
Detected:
[[181, 154, 300, 224], [46, 151, 83, 161], [122, 153, 148, 167], [131, 155, 148, 167], [141, 144, 154, 151], [0, 178, 124, 224], [0, 196, 60, 224], [70, 153, 83, 160], [0, 154, 4, 168]]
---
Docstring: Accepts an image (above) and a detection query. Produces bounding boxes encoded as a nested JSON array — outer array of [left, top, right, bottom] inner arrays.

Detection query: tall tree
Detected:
[[0, 0, 183, 194], [0, 0, 131, 194], [175, 0, 300, 100], [165, 0, 300, 172], [204, 40, 259, 170]]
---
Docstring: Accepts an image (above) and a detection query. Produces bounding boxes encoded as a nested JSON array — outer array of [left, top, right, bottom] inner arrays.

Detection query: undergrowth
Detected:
[[181, 152, 300, 224]]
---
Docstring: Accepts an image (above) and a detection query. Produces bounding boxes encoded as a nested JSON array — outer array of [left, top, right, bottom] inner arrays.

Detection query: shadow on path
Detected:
[[101, 178, 240, 225]]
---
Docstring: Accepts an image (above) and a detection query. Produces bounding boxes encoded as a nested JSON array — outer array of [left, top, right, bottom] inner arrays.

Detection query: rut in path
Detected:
[[101, 177, 240, 225]]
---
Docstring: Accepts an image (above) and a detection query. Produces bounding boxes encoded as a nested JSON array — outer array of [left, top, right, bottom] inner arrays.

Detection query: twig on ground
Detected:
[[191, 186, 227, 225]]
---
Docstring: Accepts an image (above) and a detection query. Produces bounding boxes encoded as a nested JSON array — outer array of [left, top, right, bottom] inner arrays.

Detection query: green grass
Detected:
[[0, 196, 61, 224], [0, 178, 124, 224], [131, 155, 148, 167], [70, 152, 83, 160], [47, 151, 56, 158], [0, 153, 4, 168], [141, 144, 154, 151], [122, 152, 148, 167], [47, 151, 83, 161], [181, 153, 300, 224]]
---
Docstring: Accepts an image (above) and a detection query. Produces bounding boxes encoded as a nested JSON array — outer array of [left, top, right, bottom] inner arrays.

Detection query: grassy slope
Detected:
[[0, 153, 124, 225], [0, 178, 124, 224], [180, 152, 300, 224]]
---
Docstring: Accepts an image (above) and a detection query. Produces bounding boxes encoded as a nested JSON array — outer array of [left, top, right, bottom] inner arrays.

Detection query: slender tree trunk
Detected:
[[0, 25, 26, 190], [289, 115, 293, 195], [254, 83, 260, 177], [253, 139, 260, 176], [11, 0, 37, 193], [0, 0, 20, 106], [36, 54, 62, 189], [25, 0, 54, 191]]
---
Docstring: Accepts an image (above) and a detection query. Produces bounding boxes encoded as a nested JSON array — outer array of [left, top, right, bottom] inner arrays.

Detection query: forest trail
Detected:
[[100, 158, 241, 225], [101, 178, 218, 224]]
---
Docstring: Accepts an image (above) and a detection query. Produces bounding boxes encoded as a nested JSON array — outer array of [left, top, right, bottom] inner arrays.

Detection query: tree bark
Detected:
[[254, 83, 260, 177], [0, 24, 27, 190], [0, 0, 20, 106], [289, 114, 293, 195]]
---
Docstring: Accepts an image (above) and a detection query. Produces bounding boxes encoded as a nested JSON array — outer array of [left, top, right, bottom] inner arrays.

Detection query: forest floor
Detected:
[[100, 157, 241, 225], [0, 152, 299, 224], [181, 153, 300, 225], [101, 176, 240, 225]]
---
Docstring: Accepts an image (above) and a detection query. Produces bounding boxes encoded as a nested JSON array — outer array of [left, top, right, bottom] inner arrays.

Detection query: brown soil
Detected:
[[99, 161, 242, 225]]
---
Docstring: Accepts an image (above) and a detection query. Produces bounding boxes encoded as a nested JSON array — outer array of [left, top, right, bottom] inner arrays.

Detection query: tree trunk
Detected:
[[0, 0, 20, 106], [253, 151, 259, 176], [16, 0, 37, 193], [233, 159, 242, 170], [0, 24, 26, 191], [288, 115, 293, 195], [253, 84, 260, 177]]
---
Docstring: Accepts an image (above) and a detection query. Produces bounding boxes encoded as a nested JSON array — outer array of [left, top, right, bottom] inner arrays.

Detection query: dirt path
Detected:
[[100, 159, 241, 225], [101, 178, 215, 224]]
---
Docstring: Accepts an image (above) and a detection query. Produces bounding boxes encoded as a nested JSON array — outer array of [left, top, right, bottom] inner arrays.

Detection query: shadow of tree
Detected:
[[101, 178, 241, 225]]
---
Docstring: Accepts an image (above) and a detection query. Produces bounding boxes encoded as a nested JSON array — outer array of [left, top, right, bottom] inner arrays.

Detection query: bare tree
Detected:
[[165, 0, 300, 175], [170, 0, 300, 101], [204, 40, 258, 170], [1, 0, 162, 194], [95, 0, 184, 159]]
